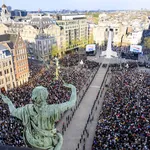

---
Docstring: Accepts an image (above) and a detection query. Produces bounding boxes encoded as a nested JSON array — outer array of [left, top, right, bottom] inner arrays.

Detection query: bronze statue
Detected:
[[0, 83, 76, 150]]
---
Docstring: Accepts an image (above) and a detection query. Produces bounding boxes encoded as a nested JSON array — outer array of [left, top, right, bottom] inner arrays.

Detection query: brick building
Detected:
[[0, 44, 16, 91], [0, 33, 29, 87]]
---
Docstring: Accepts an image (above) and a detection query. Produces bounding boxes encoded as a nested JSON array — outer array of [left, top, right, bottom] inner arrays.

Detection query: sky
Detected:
[[3, 0, 150, 11]]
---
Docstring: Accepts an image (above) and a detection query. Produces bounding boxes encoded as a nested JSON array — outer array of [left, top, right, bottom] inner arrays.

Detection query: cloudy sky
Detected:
[[3, 0, 150, 10]]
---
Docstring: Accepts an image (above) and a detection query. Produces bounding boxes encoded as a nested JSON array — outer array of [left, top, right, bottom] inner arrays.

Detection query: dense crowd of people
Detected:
[[59, 53, 87, 67], [0, 54, 99, 147], [92, 67, 150, 150], [110, 61, 138, 70]]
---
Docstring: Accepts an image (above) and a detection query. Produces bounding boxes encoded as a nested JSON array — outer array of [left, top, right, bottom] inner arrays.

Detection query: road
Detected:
[[61, 60, 109, 150]]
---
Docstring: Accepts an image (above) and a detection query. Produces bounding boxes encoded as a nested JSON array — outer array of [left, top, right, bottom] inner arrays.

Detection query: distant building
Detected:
[[88, 24, 95, 44], [57, 14, 86, 20], [1, 4, 12, 23], [122, 31, 143, 45], [56, 14, 88, 51], [29, 15, 54, 29], [143, 29, 150, 38], [11, 10, 27, 17], [126, 26, 133, 35], [7, 6, 12, 12], [94, 21, 127, 46], [34, 22, 56, 61], [93, 12, 149, 46], [44, 24, 66, 56], [0, 44, 16, 91], [34, 34, 54, 61], [4, 14, 65, 56], [0, 33, 29, 86]]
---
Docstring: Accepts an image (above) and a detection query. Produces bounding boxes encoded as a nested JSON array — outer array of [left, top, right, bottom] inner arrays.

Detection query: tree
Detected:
[[71, 39, 76, 47], [66, 42, 70, 50], [93, 13, 99, 18], [88, 33, 94, 44], [76, 39, 80, 46], [80, 37, 88, 48], [61, 42, 66, 55], [144, 37, 150, 49], [51, 45, 60, 57], [86, 12, 99, 24]]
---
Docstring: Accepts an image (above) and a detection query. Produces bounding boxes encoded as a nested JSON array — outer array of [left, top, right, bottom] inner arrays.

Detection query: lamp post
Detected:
[[67, 55, 69, 78], [55, 57, 60, 80]]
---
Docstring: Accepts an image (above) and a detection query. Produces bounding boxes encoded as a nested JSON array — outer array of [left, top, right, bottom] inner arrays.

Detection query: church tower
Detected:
[[1, 2, 12, 23]]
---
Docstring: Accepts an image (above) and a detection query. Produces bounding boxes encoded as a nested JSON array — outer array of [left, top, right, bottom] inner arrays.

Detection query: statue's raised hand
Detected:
[[0, 93, 11, 104]]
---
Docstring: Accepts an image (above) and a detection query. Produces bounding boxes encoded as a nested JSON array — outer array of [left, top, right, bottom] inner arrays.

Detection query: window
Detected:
[[0, 79, 4, 85]]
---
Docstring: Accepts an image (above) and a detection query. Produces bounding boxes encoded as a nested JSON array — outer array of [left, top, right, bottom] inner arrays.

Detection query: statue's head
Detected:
[[31, 86, 48, 106]]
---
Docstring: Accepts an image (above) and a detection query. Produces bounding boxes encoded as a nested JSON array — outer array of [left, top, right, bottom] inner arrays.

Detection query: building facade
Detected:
[[56, 14, 88, 51], [88, 24, 95, 44], [21, 24, 38, 42], [0, 44, 16, 91], [13, 34, 29, 86], [44, 24, 66, 55], [122, 31, 143, 46], [0, 13, 66, 57], [0, 34, 29, 86], [93, 21, 127, 46], [34, 34, 55, 61], [0, 10, 88, 56]]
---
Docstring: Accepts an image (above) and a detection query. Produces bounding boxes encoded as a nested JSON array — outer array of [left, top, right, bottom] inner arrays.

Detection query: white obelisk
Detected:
[[101, 28, 118, 58]]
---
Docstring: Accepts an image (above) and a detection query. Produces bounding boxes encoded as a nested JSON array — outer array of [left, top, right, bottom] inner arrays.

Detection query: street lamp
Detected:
[[67, 55, 69, 78], [55, 57, 60, 80]]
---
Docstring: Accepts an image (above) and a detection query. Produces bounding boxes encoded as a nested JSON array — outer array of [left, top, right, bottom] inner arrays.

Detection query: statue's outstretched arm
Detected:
[[0, 93, 25, 121], [0, 93, 16, 114], [54, 83, 77, 113]]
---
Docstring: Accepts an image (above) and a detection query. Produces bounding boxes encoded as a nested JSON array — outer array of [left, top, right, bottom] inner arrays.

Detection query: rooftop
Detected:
[[0, 34, 18, 49], [0, 44, 11, 59], [2, 4, 7, 8], [0, 34, 17, 42], [30, 16, 54, 29], [0, 44, 7, 50]]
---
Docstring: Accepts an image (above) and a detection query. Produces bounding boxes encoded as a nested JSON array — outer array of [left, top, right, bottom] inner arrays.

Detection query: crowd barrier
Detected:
[[75, 65, 110, 150]]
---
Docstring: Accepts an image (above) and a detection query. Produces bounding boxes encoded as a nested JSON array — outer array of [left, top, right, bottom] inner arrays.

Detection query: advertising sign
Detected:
[[86, 44, 96, 52], [130, 45, 143, 53]]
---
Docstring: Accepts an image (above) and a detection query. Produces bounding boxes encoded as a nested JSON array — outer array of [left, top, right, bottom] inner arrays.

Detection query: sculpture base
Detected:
[[101, 50, 118, 59]]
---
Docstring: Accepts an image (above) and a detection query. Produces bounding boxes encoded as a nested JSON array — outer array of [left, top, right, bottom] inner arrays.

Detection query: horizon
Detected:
[[2, 0, 150, 11]]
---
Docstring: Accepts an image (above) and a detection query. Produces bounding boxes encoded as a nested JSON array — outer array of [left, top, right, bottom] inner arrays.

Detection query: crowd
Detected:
[[143, 48, 150, 55], [59, 53, 87, 67], [0, 54, 99, 147], [92, 67, 150, 150]]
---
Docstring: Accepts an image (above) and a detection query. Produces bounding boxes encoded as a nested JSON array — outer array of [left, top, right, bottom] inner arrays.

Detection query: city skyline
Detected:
[[2, 0, 150, 11]]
